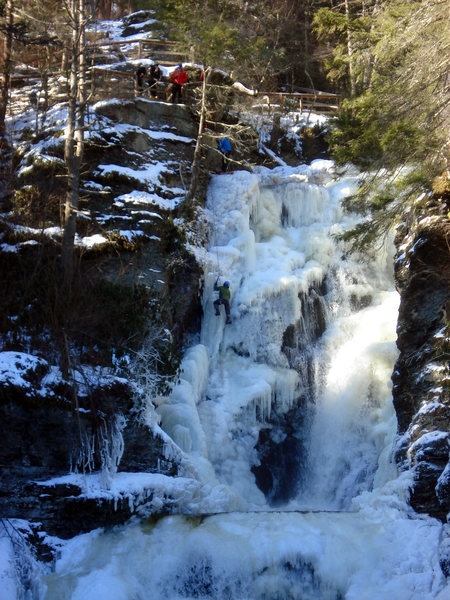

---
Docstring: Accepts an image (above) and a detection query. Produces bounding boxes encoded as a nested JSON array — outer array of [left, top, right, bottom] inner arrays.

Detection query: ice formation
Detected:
[[29, 162, 449, 599]]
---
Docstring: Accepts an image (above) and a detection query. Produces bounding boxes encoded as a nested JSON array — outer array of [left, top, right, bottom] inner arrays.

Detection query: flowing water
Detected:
[[39, 162, 446, 600]]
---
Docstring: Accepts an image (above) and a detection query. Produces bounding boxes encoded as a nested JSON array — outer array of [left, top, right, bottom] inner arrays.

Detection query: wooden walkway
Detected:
[[8, 36, 340, 115], [239, 90, 340, 114], [88, 67, 340, 114]]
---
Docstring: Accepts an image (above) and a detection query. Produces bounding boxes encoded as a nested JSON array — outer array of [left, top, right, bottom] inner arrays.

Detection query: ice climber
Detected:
[[214, 280, 232, 324], [217, 137, 232, 172]]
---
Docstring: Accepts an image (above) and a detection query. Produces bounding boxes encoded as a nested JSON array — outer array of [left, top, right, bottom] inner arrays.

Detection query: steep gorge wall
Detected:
[[1, 99, 204, 541], [392, 194, 450, 521]]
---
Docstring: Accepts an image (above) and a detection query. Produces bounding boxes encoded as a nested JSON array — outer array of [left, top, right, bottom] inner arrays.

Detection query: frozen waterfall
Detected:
[[157, 160, 399, 510], [38, 162, 448, 600]]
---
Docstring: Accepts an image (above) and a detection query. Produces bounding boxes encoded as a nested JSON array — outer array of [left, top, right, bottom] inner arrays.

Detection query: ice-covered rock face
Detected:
[[201, 164, 345, 369]]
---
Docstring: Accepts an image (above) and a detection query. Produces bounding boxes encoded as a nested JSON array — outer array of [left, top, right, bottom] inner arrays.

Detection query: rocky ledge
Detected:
[[0, 351, 185, 541], [392, 194, 450, 521]]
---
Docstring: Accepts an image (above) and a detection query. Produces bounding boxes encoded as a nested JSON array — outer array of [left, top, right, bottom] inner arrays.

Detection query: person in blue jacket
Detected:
[[214, 279, 232, 324], [217, 137, 232, 172]]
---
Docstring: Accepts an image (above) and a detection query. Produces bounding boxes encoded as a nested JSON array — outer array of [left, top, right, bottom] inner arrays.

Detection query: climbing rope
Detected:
[[209, 213, 222, 279]]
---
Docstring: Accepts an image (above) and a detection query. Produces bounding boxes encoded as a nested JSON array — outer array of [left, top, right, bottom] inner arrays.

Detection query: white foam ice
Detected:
[[40, 483, 446, 600]]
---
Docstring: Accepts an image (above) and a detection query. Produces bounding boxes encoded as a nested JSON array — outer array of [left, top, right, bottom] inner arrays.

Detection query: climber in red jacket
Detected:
[[169, 64, 188, 104]]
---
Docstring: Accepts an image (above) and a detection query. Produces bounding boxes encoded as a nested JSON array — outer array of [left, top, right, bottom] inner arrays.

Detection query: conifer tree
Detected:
[[313, 0, 379, 95], [319, 0, 449, 250], [157, 0, 329, 91]]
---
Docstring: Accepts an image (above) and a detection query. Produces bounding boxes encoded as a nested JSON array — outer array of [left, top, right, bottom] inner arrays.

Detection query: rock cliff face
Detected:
[[1, 98, 203, 541], [392, 194, 450, 521], [0, 351, 182, 542]]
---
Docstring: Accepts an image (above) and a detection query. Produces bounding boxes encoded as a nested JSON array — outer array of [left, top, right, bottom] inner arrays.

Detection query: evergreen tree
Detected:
[[319, 0, 449, 250], [156, 0, 330, 90], [313, 0, 380, 95]]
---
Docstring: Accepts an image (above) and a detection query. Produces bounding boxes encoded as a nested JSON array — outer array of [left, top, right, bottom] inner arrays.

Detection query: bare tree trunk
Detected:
[[0, 0, 13, 137], [62, 0, 86, 286], [39, 47, 50, 130], [187, 67, 211, 202], [97, 0, 112, 20], [0, 0, 14, 204], [87, 0, 95, 18], [76, 0, 86, 153], [345, 0, 356, 96], [303, 0, 317, 124], [61, 39, 70, 74]]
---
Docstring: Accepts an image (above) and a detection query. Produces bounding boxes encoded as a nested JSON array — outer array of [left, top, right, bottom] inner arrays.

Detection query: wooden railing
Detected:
[[89, 67, 136, 101], [8, 61, 340, 116], [91, 37, 187, 63], [88, 68, 341, 114], [241, 90, 341, 114], [91, 37, 179, 49]]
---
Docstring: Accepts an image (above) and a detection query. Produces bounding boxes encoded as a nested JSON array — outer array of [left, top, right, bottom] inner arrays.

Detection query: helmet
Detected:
[[224, 281, 230, 287], [177, 63, 182, 68]]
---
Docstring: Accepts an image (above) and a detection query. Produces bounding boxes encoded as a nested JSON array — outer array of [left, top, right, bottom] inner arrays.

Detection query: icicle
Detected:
[[99, 414, 126, 490], [156, 345, 210, 455], [280, 182, 334, 228], [180, 345, 209, 402], [273, 368, 299, 411]]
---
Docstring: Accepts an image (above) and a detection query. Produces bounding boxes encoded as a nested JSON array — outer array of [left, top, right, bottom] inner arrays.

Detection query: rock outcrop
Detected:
[[1, 98, 204, 539], [0, 351, 182, 539], [392, 194, 450, 521]]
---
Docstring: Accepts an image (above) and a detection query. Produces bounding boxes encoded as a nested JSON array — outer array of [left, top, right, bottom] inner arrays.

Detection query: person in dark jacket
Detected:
[[169, 64, 188, 104], [135, 66, 147, 92], [29, 90, 38, 108], [214, 280, 232, 324], [147, 63, 163, 99], [217, 137, 232, 172]]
